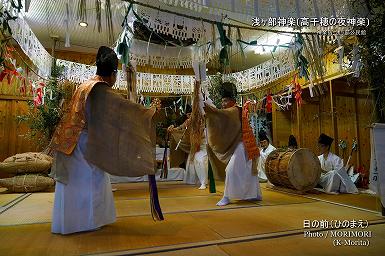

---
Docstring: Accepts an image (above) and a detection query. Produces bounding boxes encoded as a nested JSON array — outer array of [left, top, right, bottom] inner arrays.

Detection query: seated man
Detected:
[[203, 82, 262, 206], [168, 105, 208, 189], [317, 133, 358, 194], [288, 135, 298, 150], [257, 131, 276, 183]]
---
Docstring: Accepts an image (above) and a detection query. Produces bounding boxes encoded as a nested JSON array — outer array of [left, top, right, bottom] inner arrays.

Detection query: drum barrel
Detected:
[[265, 148, 321, 191]]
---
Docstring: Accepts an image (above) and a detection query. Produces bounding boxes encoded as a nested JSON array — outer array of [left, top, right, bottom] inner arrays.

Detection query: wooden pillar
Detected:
[[318, 101, 322, 136], [50, 36, 59, 71], [272, 102, 277, 146], [353, 86, 361, 167], [51, 40, 57, 59], [329, 80, 338, 153]]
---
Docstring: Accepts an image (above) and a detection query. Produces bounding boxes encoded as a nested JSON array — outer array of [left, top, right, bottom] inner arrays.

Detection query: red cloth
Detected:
[[293, 74, 302, 105], [19, 77, 26, 95], [266, 94, 273, 113], [0, 69, 19, 84], [34, 87, 43, 106]]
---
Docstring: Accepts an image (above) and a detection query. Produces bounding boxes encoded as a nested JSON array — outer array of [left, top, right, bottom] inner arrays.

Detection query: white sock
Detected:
[[198, 184, 207, 190], [216, 196, 230, 206]]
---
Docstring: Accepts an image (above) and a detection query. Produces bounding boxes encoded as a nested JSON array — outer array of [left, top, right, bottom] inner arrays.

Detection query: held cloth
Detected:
[[51, 76, 156, 183], [204, 103, 260, 180]]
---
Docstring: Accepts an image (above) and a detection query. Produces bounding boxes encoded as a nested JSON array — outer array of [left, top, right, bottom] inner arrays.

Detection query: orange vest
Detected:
[[51, 76, 107, 155]]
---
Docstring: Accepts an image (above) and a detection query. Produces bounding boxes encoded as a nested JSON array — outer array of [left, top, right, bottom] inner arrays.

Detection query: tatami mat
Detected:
[[0, 193, 54, 225], [0, 204, 383, 256], [0, 193, 24, 207], [0, 182, 315, 226], [189, 202, 384, 239], [0, 213, 223, 256], [256, 189, 314, 206], [1, 182, 378, 226], [261, 183, 381, 212], [0, 181, 384, 256], [145, 245, 229, 256], [113, 186, 214, 200], [219, 223, 385, 256], [0, 193, 257, 225], [301, 192, 383, 212], [112, 181, 187, 191], [142, 223, 385, 256], [115, 195, 258, 218]]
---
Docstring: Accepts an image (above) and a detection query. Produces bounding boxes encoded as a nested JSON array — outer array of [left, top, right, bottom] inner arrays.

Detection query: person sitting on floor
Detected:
[[288, 135, 298, 150], [257, 131, 276, 183], [317, 133, 358, 194]]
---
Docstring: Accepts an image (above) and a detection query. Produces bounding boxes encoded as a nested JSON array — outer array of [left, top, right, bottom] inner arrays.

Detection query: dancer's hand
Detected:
[[205, 97, 214, 106], [167, 125, 175, 133], [185, 118, 191, 127]]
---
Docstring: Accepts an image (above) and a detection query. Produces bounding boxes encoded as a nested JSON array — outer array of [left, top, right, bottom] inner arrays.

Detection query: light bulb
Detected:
[[79, 21, 88, 27]]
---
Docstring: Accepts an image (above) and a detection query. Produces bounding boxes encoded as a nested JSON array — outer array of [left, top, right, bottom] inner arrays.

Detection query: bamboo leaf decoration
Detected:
[[76, 0, 114, 45], [293, 34, 310, 81]]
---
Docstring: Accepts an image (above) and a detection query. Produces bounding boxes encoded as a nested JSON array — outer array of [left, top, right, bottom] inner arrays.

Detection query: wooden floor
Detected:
[[0, 181, 384, 256]]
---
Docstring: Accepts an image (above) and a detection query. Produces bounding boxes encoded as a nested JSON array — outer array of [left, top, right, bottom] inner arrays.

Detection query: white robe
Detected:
[[223, 142, 262, 200], [184, 133, 208, 186], [318, 152, 358, 194], [52, 100, 116, 235], [184, 147, 208, 186], [257, 144, 276, 181]]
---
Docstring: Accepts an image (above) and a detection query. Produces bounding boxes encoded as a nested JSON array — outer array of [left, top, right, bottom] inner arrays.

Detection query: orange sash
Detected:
[[242, 101, 260, 160], [51, 76, 107, 155]]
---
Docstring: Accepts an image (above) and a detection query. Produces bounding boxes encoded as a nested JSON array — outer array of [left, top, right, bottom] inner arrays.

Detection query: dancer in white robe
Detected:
[[202, 82, 262, 206], [52, 128, 116, 234], [221, 142, 262, 203], [257, 131, 276, 182], [184, 131, 208, 189], [317, 133, 358, 194], [168, 108, 208, 189], [51, 47, 119, 234]]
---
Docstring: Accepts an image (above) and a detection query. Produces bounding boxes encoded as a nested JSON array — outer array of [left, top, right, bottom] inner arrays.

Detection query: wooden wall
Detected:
[[0, 47, 42, 164], [0, 95, 41, 163], [271, 77, 374, 170], [0, 80, 41, 179], [271, 103, 292, 148]]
